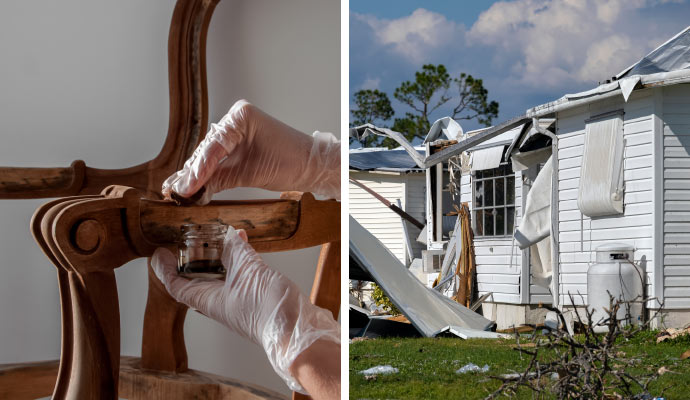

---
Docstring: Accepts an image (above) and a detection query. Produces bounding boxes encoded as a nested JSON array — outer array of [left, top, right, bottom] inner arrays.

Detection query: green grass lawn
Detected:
[[349, 332, 690, 399]]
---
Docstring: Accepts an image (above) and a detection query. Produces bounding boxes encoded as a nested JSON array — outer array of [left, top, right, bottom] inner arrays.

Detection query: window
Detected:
[[473, 163, 515, 236]]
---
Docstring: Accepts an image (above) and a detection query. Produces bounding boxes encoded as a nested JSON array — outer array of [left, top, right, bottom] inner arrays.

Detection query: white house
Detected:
[[458, 26, 690, 328], [423, 122, 548, 325], [349, 147, 426, 266], [349, 27, 690, 329]]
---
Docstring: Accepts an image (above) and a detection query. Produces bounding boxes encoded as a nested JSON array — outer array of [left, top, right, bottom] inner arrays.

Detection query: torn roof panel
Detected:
[[617, 25, 690, 79], [349, 124, 427, 168], [425, 115, 530, 167], [466, 124, 523, 150], [349, 216, 495, 336], [350, 117, 531, 169], [349, 148, 424, 172], [528, 26, 690, 116], [424, 117, 464, 143]]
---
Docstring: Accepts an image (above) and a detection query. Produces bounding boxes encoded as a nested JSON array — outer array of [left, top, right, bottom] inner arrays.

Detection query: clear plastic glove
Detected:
[[162, 100, 340, 204], [151, 227, 340, 393]]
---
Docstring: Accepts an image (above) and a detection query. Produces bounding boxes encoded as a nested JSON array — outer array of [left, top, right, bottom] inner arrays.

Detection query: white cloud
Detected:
[[360, 77, 381, 90], [576, 35, 635, 81], [352, 9, 464, 64], [468, 0, 674, 87]]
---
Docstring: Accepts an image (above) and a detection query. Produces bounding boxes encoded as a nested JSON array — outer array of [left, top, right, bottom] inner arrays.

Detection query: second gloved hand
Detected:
[[151, 227, 340, 393]]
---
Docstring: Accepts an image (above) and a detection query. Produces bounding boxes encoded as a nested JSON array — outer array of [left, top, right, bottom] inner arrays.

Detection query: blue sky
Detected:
[[350, 0, 690, 132]]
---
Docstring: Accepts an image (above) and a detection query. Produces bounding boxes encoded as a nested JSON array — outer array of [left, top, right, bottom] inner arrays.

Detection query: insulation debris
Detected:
[[359, 365, 399, 375], [456, 363, 489, 374]]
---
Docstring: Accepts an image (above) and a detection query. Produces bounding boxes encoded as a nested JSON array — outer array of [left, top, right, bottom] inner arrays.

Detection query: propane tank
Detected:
[[587, 243, 643, 333]]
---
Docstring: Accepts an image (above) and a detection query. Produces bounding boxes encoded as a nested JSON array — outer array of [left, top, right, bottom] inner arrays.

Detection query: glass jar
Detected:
[[178, 223, 228, 278]]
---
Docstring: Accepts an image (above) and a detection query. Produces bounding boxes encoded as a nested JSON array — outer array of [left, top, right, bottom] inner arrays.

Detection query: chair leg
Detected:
[[141, 257, 189, 372], [310, 241, 341, 318], [292, 241, 341, 400], [52, 269, 74, 399], [61, 270, 120, 399], [32, 193, 140, 399]]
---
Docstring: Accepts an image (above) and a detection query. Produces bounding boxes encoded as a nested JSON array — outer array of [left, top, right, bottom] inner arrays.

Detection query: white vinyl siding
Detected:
[[462, 165, 523, 304], [662, 84, 690, 309], [349, 171, 424, 264], [555, 90, 655, 306]]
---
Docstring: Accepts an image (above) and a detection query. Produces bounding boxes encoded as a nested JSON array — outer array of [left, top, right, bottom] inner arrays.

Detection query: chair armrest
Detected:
[[0, 160, 85, 199]]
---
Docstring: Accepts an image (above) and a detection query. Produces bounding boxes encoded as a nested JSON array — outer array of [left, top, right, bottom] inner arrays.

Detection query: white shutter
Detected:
[[577, 111, 625, 217]]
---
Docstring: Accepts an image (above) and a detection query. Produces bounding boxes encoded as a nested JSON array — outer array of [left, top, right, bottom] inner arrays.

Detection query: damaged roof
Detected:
[[617, 25, 690, 79], [350, 27, 690, 168], [349, 148, 424, 173], [350, 116, 529, 168], [528, 25, 690, 117]]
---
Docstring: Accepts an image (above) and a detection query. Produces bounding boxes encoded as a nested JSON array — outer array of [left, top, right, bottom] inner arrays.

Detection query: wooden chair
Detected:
[[0, 1, 340, 398]]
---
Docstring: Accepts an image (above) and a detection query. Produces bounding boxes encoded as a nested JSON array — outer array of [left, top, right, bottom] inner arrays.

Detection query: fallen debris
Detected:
[[349, 216, 494, 338], [456, 363, 489, 374], [496, 325, 544, 334], [656, 327, 690, 343], [499, 372, 558, 380], [359, 365, 399, 375], [657, 366, 676, 376]]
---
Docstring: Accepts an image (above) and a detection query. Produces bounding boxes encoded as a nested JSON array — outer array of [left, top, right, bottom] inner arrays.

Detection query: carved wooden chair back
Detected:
[[0, 1, 340, 399]]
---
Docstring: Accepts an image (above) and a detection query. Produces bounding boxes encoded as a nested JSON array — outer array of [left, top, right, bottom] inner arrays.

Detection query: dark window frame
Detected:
[[472, 162, 515, 237]]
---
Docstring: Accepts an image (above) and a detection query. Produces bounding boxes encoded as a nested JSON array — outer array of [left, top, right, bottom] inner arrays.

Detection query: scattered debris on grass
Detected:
[[656, 327, 690, 343], [359, 365, 399, 375], [511, 342, 536, 349], [657, 366, 677, 376], [499, 372, 559, 381], [456, 363, 490, 374], [496, 325, 543, 334]]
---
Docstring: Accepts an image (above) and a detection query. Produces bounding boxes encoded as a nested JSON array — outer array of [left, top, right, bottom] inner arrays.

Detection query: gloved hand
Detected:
[[162, 100, 340, 204], [151, 227, 340, 393]]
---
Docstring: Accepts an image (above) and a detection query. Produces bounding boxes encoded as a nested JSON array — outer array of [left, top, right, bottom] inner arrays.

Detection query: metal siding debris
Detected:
[[349, 216, 495, 337]]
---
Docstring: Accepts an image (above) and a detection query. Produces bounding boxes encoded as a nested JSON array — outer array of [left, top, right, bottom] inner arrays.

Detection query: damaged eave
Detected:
[[527, 69, 690, 118], [505, 118, 556, 161], [423, 115, 530, 167]]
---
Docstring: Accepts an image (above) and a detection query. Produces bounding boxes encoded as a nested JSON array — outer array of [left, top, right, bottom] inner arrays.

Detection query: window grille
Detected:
[[473, 163, 515, 237]]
